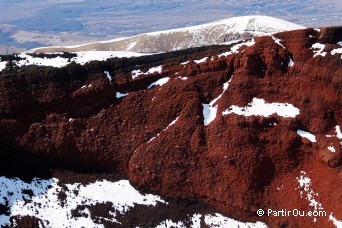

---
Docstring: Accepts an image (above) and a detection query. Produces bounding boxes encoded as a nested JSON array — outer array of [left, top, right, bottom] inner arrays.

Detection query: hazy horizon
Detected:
[[0, 0, 341, 53]]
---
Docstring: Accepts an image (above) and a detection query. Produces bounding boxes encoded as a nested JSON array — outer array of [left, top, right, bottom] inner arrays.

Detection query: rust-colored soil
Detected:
[[0, 27, 341, 227]]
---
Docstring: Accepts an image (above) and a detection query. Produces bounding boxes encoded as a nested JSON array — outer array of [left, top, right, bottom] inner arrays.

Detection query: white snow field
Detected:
[[0, 176, 267, 228], [0, 51, 151, 72], [0, 178, 165, 227], [222, 98, 300, 118], [29, 15, 305, 54]]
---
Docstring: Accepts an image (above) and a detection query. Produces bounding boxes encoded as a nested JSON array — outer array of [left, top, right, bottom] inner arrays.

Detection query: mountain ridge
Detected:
[[29, 15, 305, 54]]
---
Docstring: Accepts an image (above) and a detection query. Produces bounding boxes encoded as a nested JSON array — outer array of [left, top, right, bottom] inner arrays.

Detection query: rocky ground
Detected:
[[0, 27, 341, 227]]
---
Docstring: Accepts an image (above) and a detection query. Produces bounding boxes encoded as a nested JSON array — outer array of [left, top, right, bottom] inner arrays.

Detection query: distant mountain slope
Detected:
[[30, 16, 305, 54]]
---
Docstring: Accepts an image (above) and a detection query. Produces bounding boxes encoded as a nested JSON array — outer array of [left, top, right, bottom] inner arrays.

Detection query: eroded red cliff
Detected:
[[0, 27, 341, 227]]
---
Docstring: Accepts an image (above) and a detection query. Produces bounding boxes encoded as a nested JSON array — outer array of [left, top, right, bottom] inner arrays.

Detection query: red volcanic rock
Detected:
[[0, 27, 341, 227]]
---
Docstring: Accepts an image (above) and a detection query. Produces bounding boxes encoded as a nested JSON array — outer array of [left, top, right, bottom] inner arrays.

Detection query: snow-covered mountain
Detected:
[[30, 15, 305, 54]]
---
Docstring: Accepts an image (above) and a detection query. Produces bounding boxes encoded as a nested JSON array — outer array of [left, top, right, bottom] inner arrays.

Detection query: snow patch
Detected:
[[15, 54, 70, 68], [104, 71, 112, 81], [218, 39, 255, 57], [0, 177, 165, 227], [222, 98, 300, 118], [181, 56, 211, 65], [327, 125, 342, 147], [289, 57, 294, 67], [73, 51, 149, 65], [0, 61, 7, 72], [327, 146, 336, 153], [131, 65, 162, 79], [157, 213, 266, 228], [13, 51, 149, 69], [331, 47, 342, 55], [272, 36, 286, 49], [297, 130, 316, 142], [335, 125, 342, 139], [116, 92, 128, 99], [296, 171, 342, 226], [194, 57, 208, 64], [311, 43, 327, 57], [330, 41, 342, 59], [178, 76, 188, 80], [81, 84, 93, 89], [329, 213, 342, 228], [202, 103, 218, 126], [326, 125, 342, 144], [131, 69, 143, 79], [156, 220, 186, 228], [147, 77, 170, 89], [205, 213, 267, 228], [81, 84, 92, 89], [297, 171, 323, 211], [191, 214, 202, 227], [148, 116, 179, 143], [167, 117, 179, 127], [203, 77, 233, 126]]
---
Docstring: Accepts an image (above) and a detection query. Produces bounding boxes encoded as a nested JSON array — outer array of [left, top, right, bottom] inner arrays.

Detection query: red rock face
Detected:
[[0, 27, 341, 227]]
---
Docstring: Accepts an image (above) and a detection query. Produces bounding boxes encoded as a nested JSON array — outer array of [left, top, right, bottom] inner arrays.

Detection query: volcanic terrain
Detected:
[[0, 24, 341, 227]]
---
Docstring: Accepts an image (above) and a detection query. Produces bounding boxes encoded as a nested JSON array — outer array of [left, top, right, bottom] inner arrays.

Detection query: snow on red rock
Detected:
[[0, 26, 341, 227]]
